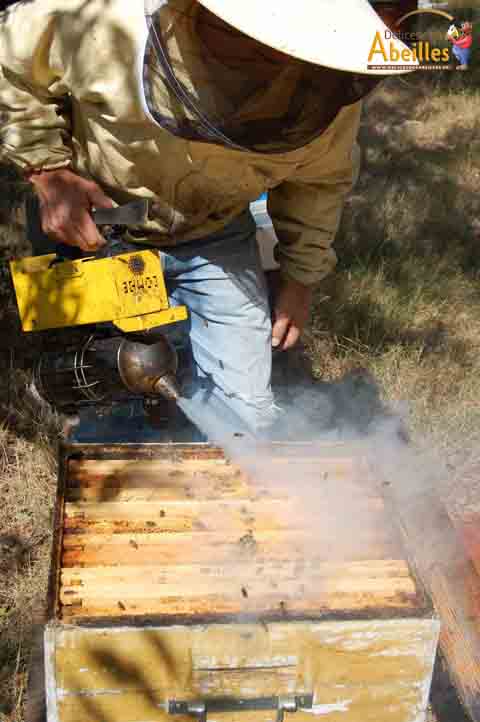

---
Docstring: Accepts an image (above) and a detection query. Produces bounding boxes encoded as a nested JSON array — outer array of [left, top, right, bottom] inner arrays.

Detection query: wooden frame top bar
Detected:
[[51, 442, 432, 626]]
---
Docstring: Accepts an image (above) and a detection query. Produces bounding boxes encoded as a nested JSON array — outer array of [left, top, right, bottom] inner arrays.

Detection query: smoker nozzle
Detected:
[[118, 335, 180, 401], [153, 373, 180, 402]]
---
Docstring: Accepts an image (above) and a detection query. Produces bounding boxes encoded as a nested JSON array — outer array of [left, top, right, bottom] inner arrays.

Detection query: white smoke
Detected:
[[179, 374, 480, 719]]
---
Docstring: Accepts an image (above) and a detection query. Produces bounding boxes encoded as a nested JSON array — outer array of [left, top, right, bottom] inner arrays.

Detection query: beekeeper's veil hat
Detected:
[[142, 0, 417, 153]]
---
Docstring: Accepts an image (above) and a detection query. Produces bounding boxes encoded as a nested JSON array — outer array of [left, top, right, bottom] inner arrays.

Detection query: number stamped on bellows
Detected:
[[122, 275, 160, 294]]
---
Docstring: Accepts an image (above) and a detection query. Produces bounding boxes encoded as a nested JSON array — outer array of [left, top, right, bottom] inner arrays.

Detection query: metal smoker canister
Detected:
[[35, 335, 180, 412]]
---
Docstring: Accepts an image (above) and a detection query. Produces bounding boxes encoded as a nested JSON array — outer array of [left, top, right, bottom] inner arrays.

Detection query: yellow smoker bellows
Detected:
[[10, 250, 187, 334]]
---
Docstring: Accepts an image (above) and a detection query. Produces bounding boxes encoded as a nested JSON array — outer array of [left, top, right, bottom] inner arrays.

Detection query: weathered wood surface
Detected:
[[54, 444, 428, 622], [376, 468, 480, 722], [446, 513, 480, 722], [459, 518, 480, 580], [47, 619, 439, 722], [23, 607, 47, 722], [45, 444, 440, 722]]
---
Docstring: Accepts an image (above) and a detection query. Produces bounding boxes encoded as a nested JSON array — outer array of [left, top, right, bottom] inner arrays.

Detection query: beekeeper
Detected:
[[0, 0, 417, 435]]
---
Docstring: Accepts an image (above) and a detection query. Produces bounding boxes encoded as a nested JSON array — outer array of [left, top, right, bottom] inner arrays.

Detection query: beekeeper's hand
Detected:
[[272, 276, 313, 351], [28, 168, 114, 252]]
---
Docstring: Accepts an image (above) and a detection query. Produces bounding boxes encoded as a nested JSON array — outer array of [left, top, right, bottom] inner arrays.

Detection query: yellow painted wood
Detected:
[[56, 693, 423, 722], [51, 619, 439, 722], [190, 668, 299, 698], [54, 621, 438, 689], [49, 445, 439, 722]]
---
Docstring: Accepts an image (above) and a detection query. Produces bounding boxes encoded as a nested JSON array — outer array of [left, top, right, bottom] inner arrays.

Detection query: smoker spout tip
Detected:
[[154, 374, 180, 402]]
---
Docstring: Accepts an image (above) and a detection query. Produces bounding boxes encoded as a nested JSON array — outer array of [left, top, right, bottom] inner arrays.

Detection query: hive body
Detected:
[[45, 443, 439, 722]]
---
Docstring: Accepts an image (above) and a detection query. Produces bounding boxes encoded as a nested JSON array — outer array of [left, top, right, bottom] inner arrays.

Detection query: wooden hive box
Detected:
[[45, 442, 440, 722]]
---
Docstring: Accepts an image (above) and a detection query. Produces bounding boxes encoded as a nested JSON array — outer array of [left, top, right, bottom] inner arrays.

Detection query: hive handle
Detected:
[[169, 694, 313, 722]]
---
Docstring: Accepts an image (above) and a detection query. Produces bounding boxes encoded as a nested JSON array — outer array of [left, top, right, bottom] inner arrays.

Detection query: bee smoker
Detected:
[[34, 334, 180, 414]]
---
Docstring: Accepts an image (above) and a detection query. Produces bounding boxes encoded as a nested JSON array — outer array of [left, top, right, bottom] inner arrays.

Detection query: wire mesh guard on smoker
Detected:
[[34, 335, 180, 412]]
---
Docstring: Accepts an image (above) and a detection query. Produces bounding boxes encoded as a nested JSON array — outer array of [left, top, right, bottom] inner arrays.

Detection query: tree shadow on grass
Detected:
[[319, 58, 480, 367], [337, 61, 480, 277], [315, 288, 473, 363]]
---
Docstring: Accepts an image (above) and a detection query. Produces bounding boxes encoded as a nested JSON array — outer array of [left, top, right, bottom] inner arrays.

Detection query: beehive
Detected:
[[45, 442, 439, 722]]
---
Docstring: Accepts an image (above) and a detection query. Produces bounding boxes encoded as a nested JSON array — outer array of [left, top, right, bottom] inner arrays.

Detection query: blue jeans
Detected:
[[160, 211, 277, 437], [452, 45, 471, 65]]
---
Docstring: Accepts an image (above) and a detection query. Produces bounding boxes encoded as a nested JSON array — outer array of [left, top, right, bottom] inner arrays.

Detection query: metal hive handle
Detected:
[[169, 694, 314, 722]]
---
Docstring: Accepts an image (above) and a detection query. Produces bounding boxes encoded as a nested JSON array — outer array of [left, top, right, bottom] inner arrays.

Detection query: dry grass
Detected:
[[0, 429, 56, 721], [306, 62, 480, 478], [0, 47, 479, 722], [0, 170, 59, 721]]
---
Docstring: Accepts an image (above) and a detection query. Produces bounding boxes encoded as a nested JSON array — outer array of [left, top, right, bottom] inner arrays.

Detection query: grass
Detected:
[[0, 50, 479, 721], [0, 429, 55, 721], [306, 62, 480, 474], [0, 169, 59, 722]]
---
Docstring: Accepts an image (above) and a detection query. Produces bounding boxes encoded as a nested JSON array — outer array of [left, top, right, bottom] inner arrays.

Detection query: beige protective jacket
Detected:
[[0, 0, 362, 285]]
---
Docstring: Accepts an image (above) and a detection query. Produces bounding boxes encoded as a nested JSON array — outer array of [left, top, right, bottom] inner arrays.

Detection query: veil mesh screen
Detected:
[[143, 0, 383, 153]]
